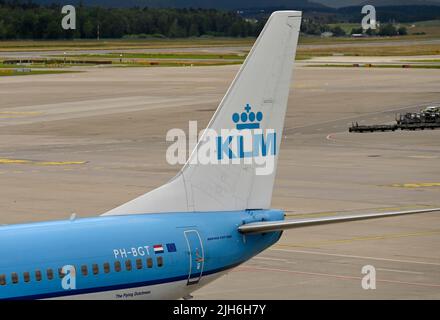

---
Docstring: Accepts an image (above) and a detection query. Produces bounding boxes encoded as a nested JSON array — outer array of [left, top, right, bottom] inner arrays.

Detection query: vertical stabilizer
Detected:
[[103, 11, 302, 216]]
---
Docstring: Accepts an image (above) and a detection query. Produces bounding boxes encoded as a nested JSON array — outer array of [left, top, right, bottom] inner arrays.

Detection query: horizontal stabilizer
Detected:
[[238, 208, 440, 234]]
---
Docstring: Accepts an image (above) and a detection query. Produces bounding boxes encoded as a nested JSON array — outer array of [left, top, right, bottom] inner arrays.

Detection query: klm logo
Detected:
[[165, 103, 277, 175], [232, 103, 263, 130], [217, 104, 276, 160]]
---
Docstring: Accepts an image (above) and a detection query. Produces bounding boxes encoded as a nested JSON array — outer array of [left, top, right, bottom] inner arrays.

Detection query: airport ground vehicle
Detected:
[[349, 123, 397, 133], [350, 106, 440, 133]]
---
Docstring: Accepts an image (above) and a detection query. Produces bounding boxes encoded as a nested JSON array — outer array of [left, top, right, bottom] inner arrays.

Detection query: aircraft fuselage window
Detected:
[[35, 270, 42, 282], [104, 262, 110, 274], [58, 268, 64, 279], [0, 274, 6, 286], [114, 261, 121, 272], [47, 269, 54, 280], [92, 264, 99, 275], [147, 258, 153, 268], [157, 257, 163, 267], [11, 272, 18, 284], [81, 265, 88, 276], [23, 272, 30, 283], [125, 260, 132, 271], [136, 259, 142, 270]]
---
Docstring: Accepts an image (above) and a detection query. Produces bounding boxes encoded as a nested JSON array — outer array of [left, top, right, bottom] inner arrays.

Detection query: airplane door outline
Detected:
[[184, 230, 204, 285]]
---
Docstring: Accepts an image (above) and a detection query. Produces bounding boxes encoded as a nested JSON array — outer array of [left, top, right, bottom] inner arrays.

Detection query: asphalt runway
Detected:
[[0, 62, 439, 299]]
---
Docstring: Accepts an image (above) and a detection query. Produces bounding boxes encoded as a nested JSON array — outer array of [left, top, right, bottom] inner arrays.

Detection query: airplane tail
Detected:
[[103, 11, 302, 216]]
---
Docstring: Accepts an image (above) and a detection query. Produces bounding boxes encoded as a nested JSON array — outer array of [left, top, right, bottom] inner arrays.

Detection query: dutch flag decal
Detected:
[[153, 244, 164, 254]]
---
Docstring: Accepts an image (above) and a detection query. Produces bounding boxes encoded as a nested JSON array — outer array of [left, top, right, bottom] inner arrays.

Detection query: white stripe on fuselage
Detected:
[[49, 271, 228, 300]]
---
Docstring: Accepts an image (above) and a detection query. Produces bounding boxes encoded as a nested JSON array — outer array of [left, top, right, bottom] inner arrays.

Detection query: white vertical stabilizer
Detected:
[[103, 11, 302, 216]]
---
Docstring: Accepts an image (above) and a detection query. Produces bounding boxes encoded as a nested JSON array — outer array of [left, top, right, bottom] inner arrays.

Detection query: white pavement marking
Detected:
[[270, 248, 440, 266], [376, 268, 424, 275], [254, 257, 288, 262], [237, 265, 440, 288], [0, 96, 219, 127]]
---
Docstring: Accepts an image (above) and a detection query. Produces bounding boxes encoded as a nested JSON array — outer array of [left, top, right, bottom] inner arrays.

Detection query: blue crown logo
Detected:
[[232, 104, 263, 130]]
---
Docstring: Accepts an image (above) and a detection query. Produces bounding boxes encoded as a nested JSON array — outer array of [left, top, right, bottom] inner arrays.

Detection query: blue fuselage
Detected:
[[0, 210, 283, 300]]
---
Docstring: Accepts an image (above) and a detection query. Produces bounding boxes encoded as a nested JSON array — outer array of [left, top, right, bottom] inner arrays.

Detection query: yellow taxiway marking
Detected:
[[0, 158, 86, 166], [0, 111, 41, 115], [274, 229, 440, 248], [390, 182, 440, 188], [0, 111, 42, 119], [0, 159, 28, 164]]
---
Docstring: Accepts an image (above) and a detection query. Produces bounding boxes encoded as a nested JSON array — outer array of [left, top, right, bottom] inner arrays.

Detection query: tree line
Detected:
[[0, 1, 266, 39], [351, 24, 407, 37], [301, 18, 408, 37], [0, 1, 417, 40]]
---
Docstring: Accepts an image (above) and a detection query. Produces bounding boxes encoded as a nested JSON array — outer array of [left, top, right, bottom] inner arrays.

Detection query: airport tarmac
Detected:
[[0, 62, 439, 299]]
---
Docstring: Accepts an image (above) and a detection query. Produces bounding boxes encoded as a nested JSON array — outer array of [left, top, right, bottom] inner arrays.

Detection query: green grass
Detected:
[[308, 64, 440, 69], [60, 51, 313, 65], [402, 59, 440, 63], [1, 54, 246, 68], [65, 52, 246, 60], [46, 52, 248, 68], [0, 38, 255, 52], [112, 60, 243, 68], [295, 55, 313, 60], [0, 69, 78, 76], [0, 62, 70, 68], [297, 43, 440, 57]]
